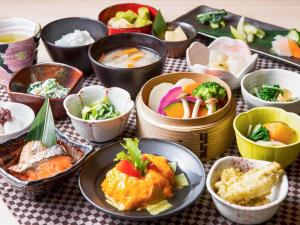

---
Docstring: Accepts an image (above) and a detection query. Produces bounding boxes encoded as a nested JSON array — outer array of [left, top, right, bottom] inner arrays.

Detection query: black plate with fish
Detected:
[[78, 138, 206, 221], [0, 129, 93, 196], [174, 5, 300, 69]]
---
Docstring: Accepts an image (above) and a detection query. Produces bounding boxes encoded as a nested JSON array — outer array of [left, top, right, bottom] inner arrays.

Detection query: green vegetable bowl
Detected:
[[233, 107, 300, 167], [63, 85, 134, 143], [241, 69, 300, 113]]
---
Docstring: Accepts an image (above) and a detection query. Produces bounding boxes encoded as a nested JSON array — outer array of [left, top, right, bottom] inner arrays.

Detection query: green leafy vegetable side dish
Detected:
[[248, 124, 270, 142], [114, 138, 150, 176], [26, 98, 56, 147], [197, 9, 227, 29], [253, 84, 283, 101], [27, 78, 69, 99], [81, 96, 119, 120], [153, 10, 167, 39]]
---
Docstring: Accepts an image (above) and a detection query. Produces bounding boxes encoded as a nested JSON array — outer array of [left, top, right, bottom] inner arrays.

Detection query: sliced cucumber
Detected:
[[146, 200, 173, 215], [287, 29, 299, 43], [244, 23, 258, 34], [247, 33, 254, 43], [175, 173, 189, 188], [210, 22, 219, 29], [255, 28, 266, 39], [237, 16, 246, 35], [230, 25, 246, 41]]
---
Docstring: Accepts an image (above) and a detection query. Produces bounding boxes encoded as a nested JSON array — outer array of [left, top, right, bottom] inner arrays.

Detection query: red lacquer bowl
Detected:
[[98, 3, 158, 35]]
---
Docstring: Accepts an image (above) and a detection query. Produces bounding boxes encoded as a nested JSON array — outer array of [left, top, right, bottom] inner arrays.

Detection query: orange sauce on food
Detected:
[[101, 154, 174, 211]]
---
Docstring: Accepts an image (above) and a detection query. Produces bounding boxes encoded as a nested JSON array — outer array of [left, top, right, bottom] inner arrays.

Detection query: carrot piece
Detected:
[[129, 52, 145, 61], [127, 63, 135, 68], [197, 107, 208, 117], [112, 48, 139, 59], [182, 82, 200, 95], [288, 40, 300, 59]]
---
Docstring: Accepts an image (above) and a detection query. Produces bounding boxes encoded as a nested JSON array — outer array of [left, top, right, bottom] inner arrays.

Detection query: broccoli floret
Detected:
[[192, 81, 227, 101]]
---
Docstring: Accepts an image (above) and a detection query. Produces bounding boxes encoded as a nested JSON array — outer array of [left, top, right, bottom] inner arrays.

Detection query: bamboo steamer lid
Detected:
[[136, 72, 236, 160]]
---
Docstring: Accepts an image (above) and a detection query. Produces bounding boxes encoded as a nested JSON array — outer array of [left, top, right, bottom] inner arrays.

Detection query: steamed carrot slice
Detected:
[[197, 107, 208, 117], [129, 52, 145, 61], [288, 40, 300, 59], [127, 63, 135, 68], [112, 48, 139, 59], [182, 82, 200, 95]]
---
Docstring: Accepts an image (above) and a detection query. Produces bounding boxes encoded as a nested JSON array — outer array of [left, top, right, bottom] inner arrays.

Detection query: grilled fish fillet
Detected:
[[8, 141, 73, 181], [214, 162, 284, 205]]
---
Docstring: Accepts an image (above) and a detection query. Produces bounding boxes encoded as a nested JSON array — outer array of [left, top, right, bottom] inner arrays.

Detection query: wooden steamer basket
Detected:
[[136, 72, 236, 160]]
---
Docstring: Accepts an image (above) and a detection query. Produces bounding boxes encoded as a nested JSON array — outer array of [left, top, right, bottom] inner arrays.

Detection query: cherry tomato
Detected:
[[116, 160, 141, 178]]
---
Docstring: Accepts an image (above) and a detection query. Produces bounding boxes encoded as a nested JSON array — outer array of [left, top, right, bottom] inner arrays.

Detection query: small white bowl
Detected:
[[241, 69, 300, 113], [186, 37, 258, 90], [63, 85, 134, 143], [206, 156, 288, 224], [0, 102, 35, 143]]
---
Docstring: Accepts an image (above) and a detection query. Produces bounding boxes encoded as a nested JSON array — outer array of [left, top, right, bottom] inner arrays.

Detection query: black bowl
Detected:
[[41, 17, 108, 75], [79, 138, 206, 221], [152, 22, 197, 58], [88, 32, 167, 98], [0, 129, 93, 197]]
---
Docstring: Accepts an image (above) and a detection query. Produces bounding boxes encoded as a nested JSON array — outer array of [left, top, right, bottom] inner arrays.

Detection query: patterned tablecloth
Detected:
[[0, 57, 299, 225]]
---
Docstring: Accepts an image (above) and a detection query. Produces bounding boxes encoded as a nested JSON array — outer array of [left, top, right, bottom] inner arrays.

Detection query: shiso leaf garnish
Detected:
[[153, 10, 167, 39], [26, 98, 56, 147]]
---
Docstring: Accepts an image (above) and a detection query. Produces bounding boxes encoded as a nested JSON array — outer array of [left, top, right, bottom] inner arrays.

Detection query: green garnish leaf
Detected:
[[26, 98, 56, 147], [114, 138, 149, 176], [248, 124, 270, 142], [153, 10, 167, 39]]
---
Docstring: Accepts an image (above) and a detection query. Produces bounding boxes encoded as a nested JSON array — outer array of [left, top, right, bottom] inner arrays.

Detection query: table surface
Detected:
[[0, 0, 299, 224]]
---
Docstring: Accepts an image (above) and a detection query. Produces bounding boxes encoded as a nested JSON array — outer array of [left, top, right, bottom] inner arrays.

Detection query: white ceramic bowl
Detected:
[[0, 102, 35, 143], [241, 69, 300, 113], [186, 37, 258, 90], [63, 85, 134, 143], [206, 156, 288, 224]]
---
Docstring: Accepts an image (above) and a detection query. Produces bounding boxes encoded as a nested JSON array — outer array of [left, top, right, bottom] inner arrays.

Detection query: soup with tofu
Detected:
[[98, 47, 160, 68]]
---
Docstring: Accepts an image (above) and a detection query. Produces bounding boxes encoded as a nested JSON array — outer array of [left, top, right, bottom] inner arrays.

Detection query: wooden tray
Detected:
[[174, 5, 300, 69]]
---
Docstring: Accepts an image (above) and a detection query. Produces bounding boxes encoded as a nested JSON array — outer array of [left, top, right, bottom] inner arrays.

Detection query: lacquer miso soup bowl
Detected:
[[88, 32, 167, 98], [63, 85, 134, 143], [7, 62, 84, 119], [0, 17, 41, 86], [41, 17, 108, 75], [0, 129, 93, 196]]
